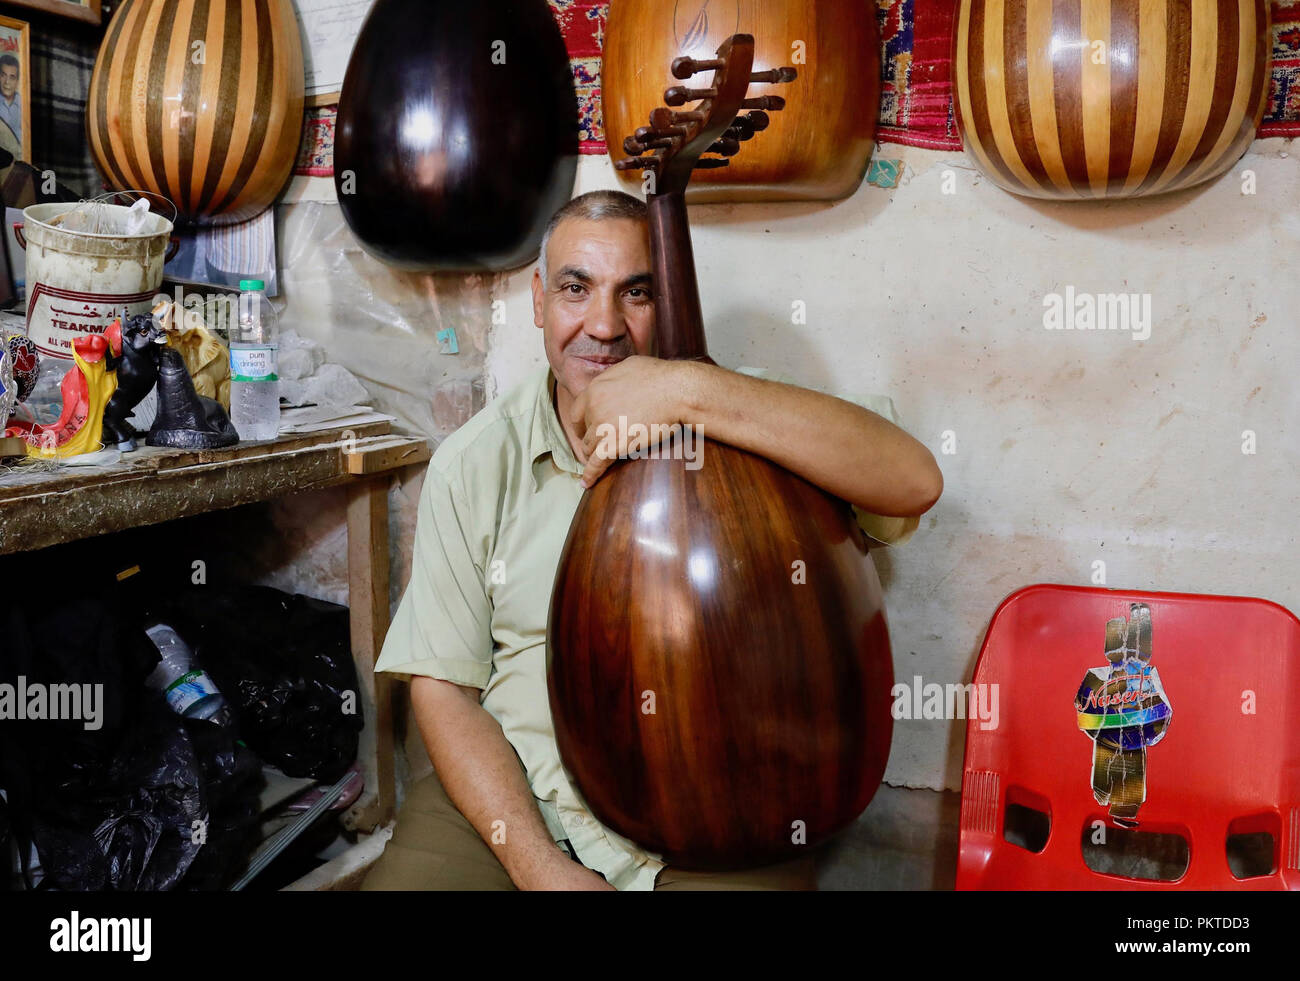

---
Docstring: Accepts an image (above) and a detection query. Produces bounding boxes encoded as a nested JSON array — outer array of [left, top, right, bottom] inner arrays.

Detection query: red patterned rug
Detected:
[[876, 0, 961, 150], [293, 0, 1300, 176], [549, 0, 608, 153], [1264, 2, 1300, 137]]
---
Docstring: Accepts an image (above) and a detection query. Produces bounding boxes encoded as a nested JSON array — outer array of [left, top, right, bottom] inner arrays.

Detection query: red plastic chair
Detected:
[[957, 583, 1300, 890]]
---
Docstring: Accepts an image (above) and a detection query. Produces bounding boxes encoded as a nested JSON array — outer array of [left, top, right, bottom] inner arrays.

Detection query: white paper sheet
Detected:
[[291, 0, 374, 97]]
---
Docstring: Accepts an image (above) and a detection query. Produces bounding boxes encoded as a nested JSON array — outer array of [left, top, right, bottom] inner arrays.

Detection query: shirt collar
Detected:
[[529, 367, 583, 490]]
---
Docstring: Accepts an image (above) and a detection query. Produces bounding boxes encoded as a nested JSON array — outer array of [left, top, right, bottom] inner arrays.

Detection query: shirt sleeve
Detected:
[[374, 461, 494, 688], [734, 365, 920, 548]]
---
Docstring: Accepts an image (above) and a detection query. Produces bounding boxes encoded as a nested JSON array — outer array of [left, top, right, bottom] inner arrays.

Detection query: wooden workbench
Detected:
[[0, 422, 431, 870]]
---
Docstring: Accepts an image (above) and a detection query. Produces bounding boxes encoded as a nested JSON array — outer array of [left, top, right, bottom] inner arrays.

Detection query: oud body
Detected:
[[87, 0, 305, 225], [547, 39, 894, 871], [603, 0, 880, 202], [953, 0, 1271, 199], [334, 0, 578, 270]]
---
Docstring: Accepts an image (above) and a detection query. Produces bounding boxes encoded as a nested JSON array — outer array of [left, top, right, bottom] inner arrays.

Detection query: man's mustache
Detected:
[[565, 341, 636, 361]]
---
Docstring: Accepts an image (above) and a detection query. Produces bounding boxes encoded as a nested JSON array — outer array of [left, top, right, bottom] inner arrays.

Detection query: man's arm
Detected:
[[410, 676, 614, 890], [571, 357, 943, 516]]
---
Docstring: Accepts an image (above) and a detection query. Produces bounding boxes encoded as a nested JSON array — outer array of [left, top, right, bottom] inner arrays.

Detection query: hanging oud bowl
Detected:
[[953, 0, 1271, 199], [603, 0, 880, 203], [333, 0, 578, 271], [547, 438, 894, 871], [86, 0, 305, 225]]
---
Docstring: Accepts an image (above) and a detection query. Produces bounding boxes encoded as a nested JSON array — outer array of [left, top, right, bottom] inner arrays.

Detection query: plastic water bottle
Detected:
[[230, 278, 280, 441], [144, 623, 232, 726]]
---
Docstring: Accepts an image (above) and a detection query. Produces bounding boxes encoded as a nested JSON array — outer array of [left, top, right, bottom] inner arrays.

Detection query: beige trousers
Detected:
[[360, 767, 817, 891]]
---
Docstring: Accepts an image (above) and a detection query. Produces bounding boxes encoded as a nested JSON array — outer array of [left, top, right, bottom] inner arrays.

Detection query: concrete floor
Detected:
[[817, 784, 962, 890]]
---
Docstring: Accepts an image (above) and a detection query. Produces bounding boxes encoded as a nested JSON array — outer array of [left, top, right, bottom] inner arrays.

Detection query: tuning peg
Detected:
[[650, 107, 704, 129], [741, 95, 785, 111], [693, 158, 731, 169], [750, 67, 798, 84], [665, 85, 718, 106], [708, 137, 741, 156], [635, 124, 686, 145], [672, 56, 725, 79], [745, 110, 772, 131], [615, 156, 661, 172], [726, 117, 758, 141], [627, 133, 679, 153]]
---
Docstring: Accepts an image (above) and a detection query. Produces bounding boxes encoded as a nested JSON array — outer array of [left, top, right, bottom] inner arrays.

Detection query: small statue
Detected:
[[157, 298, 232, 410], [102, 312, 168, 451], [146, 344, 239, 449], [12, 333, 117, 458]]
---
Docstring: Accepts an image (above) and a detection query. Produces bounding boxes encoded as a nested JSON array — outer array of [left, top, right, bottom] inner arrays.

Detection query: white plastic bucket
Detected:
[[14, 202, 177, 361]]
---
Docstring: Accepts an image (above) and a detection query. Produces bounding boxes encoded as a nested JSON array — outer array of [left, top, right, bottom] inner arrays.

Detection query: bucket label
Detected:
[[231, 346, 278, 382], [27, 285, 157, 360]]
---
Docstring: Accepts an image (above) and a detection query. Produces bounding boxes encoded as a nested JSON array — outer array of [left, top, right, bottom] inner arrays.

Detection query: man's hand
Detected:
[[569, 355, 689, 487], [521, 854, 617, 891], [412, 677, 616, 891]]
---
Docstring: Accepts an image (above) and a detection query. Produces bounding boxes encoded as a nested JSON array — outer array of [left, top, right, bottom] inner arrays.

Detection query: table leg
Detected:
[[343, 475, 395, 831]]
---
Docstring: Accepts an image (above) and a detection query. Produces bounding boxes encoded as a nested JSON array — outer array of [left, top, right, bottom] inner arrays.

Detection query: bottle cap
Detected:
[[239, 279, 266, 292]]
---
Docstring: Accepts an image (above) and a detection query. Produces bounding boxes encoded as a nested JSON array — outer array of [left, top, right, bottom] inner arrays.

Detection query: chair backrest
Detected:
[[957, 583, 1300, 890]]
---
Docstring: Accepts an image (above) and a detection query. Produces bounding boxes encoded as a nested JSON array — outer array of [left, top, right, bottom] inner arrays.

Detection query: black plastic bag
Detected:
[[157, 586, 363, 783], [176, 717, 263, 890], [30, 697, 206, 891], [0, 593, 207, 890]]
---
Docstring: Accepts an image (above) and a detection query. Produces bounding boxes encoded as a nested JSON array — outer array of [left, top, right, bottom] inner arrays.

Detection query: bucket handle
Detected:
[[12, 222, 24, 250]]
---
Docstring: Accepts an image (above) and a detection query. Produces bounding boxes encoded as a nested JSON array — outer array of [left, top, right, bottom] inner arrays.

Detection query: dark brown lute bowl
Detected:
[[547, 437, 894, 871], [334, 0, 578, 271]]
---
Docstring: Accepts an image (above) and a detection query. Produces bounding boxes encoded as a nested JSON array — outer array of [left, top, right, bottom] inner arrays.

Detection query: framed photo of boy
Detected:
[[0, 16, 30, 164]]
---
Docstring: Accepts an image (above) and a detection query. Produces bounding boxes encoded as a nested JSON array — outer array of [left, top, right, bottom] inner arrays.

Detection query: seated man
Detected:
[[362, 190, 943, 891]]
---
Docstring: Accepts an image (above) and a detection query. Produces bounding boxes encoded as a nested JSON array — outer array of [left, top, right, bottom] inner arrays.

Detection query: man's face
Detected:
[[1, 65, 17, 99], [532, 217, 655, 402]]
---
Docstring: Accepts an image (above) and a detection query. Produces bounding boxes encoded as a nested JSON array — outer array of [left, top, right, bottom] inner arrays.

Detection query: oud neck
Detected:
[[648, 192, 710, 362]]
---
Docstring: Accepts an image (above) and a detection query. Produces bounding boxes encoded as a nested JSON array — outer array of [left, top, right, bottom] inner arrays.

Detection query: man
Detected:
[[0, 54, 20, 148], [362, 190, 943, 891]]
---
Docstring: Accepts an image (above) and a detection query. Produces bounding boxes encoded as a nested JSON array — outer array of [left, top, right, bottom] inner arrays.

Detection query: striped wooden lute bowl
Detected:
[[953, 0, 1271, 199], [87, 0, 305, 225]]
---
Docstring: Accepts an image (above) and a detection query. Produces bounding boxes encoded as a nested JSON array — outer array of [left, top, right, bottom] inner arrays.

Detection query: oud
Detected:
[[547, 35, 893, 871]]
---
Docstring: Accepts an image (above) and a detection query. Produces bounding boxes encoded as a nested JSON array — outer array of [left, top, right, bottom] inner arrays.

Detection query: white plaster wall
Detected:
[[488, 143, 1300, 792]]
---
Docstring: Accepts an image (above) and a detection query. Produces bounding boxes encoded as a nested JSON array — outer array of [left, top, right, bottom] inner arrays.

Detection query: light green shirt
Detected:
[[375, 365, 919, 890]]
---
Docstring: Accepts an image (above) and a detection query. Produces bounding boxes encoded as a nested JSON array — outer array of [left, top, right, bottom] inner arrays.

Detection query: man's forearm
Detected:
[[410, 676, 605, 890], [678, 361, 943, 516]]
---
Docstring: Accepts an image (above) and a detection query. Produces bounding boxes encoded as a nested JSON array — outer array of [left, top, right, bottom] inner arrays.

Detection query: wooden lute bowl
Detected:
[[953, 0, 1272, 199], [333, 0, 578, 270], [603, 0, 881, 203], [548, 434, 893, 870], [548, 34, 895, 872], [87, 0, 305, 225]]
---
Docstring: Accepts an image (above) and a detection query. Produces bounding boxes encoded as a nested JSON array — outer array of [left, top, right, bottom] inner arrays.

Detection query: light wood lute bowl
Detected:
[[87, 0, 305, 225], [953, 0, 1271, 199], [603, 0, 880, 202]]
